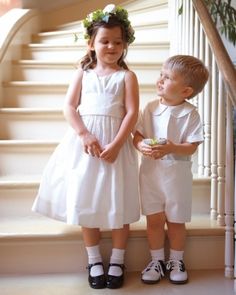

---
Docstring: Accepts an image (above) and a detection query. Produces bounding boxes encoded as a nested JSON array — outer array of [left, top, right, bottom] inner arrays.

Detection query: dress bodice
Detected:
[[78, 70, 126, 118]]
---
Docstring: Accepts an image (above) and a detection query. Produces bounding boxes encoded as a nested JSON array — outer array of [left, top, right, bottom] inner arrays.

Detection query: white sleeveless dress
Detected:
[[32, 69, 140, 229]]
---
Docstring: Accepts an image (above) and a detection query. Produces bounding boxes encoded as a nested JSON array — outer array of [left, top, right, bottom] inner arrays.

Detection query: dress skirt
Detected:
[[32, 114, 140, 229]]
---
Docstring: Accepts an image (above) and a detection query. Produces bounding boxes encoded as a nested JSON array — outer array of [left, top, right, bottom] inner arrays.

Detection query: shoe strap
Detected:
[[108, 263, 125, 270], [87, 262, 104, 270]]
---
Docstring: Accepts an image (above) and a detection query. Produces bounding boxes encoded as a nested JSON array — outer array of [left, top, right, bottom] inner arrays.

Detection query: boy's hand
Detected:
[[137, 140, 153, 157], [151, 140, 174, 159]]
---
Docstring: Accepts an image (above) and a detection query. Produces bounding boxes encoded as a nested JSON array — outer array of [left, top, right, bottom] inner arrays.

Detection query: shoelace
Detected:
[[166, 260, 184, 272], [142, 260, 165, 277]]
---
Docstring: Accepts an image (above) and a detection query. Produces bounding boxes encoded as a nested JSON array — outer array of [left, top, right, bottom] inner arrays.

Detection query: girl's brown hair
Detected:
[[80, 16, 129, 70]]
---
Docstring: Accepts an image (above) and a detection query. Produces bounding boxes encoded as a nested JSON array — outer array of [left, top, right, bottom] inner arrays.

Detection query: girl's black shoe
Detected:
[[87, 262, 106, 289], [106, 263, 125, 289]]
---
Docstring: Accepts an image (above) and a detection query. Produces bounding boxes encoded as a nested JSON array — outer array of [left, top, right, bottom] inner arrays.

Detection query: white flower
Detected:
[[88, 12, 93, 22], [103, 4, 116, 14]]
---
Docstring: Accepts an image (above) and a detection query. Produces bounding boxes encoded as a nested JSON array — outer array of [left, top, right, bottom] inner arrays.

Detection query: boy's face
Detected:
[[156, 65, 193, 106]]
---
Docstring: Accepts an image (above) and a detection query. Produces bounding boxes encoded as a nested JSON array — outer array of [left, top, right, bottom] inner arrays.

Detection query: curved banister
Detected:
[[192, 0, 236, 106]]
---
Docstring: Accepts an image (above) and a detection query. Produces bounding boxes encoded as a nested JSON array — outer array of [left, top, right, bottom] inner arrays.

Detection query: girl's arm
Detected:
[[133, 131, 153, 157], [100, 70, 139, 163], [63, 68, 102, 157]]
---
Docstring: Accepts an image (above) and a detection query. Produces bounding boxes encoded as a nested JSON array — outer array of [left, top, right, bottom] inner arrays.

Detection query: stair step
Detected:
[[32, 28, 85, 45], [22, 44, 87, 61], [0, 270, 233, 295], [0, 214, 224, 274], [11, 61, 76, 82], [0, 140, 56, 176], [11, 61, 161, 83], [127, 42, 169, 63], [123, 0, 168, 12], [32, 22, 168, 44], [128, 4, 169, 26], [2, 81, 156, 108], [0, 108, 67, 140], [52, 0, 168, 32], [2, 81, 67, 108], [22, 42, 170, 63]]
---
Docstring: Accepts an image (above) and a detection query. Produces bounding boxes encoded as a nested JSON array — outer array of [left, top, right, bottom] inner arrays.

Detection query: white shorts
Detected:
[[139, 158, 193, 223]]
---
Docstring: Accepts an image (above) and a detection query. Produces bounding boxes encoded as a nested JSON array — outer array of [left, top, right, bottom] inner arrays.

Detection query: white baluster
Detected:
[[169, 0, 178, 54], [197, 25, 205, 176], [224, 94, 234, 278], [193, 11, 199, 58], [210, 57, 218, 220], [217, 73, 226, 226], [203, 42, 211, 176], [189, 1, 194, 55], [177, 0, 183, 54], [184, 0, 190, 54]]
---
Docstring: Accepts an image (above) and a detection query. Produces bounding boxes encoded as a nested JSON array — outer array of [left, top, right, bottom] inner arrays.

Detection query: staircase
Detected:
[[0, 0, 225, 279]]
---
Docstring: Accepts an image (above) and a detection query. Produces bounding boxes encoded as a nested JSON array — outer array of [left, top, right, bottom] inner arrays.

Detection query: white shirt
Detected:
[[136, 98, 203, 161]]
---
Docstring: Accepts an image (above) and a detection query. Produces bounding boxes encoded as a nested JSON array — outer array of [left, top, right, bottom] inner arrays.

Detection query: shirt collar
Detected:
[[151, 99, 196, 118]]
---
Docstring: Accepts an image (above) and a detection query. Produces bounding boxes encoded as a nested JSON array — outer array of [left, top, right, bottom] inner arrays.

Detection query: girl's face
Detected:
[[90, 26, 125, 67], [156, 66, 193, 106]]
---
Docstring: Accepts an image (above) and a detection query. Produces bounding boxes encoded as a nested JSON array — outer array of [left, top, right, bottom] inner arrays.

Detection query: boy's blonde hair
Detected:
[[164, 55, 209, 98]]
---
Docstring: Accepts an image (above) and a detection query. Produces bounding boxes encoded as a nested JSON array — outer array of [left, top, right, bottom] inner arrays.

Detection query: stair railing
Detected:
[[169, 0, 236, 279]]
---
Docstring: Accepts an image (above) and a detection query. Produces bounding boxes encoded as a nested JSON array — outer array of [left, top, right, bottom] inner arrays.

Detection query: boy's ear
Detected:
[[183, 86, 194, 98]]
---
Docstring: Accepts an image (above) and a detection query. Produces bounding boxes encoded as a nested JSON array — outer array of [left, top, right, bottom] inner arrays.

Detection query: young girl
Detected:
[[32, 4, 140, 289], [133, 55, 209, 285]]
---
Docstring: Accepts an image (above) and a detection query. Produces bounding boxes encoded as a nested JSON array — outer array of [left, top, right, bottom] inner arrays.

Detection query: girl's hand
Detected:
[[100, 143, 121, 163], [80, 131, 102, 158]]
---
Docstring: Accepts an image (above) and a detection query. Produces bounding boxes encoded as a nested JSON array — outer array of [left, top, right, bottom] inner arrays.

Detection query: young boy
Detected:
[[133, 55, 209, 284]]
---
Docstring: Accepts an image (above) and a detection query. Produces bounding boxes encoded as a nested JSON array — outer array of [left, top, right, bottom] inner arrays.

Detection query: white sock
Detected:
[[150, 248, 165, 261], [108, 248, 125, 276], [169, 249, 184, 261], [86, 245, 104, 277]]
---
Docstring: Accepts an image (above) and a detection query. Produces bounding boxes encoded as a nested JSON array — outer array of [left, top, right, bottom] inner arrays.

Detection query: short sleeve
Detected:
[[185, 110, 204, 143]]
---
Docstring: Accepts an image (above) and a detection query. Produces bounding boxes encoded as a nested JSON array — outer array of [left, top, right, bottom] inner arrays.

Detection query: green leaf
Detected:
[[178, 4, 183, 15], [74, 33, 79, 43]]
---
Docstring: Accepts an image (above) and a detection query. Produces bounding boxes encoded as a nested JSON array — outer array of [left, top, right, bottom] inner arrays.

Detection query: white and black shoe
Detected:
[[166, 259, 188, 284], [141, 260, 165, 284]]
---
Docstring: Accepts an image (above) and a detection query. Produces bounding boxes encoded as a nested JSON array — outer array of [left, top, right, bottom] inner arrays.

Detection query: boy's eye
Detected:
[[160, 73, 168, 79]]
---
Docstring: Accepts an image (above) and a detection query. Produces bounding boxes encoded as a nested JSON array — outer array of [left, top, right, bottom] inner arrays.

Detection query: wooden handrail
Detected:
[[193, 0, 236, 106]]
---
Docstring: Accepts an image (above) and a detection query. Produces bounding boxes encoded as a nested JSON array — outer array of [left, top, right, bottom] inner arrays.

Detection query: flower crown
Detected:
[[82, 4, 135, 44]]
